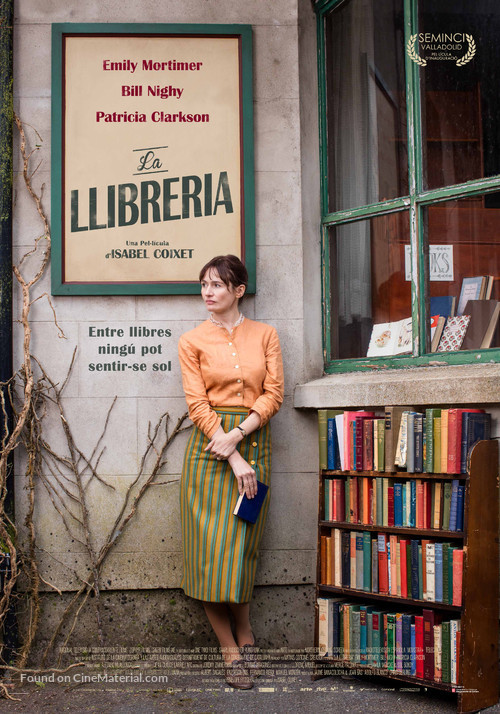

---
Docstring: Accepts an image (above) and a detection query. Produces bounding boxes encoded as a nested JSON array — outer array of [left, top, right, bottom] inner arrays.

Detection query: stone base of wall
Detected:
[[20, 584, 316, 666]]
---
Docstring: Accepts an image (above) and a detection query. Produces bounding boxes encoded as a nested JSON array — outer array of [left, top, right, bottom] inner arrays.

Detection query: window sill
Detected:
[[293, 363, 500, 409]]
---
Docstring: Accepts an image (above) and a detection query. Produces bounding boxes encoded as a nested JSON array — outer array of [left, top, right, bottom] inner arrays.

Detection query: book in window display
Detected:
[[366, 318, 412, 357], [436, 316, 471, 352], [460, 300, 500, 349]]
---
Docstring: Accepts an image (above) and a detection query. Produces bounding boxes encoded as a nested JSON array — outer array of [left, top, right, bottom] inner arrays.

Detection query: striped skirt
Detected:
[[180, 407, 271, 603]]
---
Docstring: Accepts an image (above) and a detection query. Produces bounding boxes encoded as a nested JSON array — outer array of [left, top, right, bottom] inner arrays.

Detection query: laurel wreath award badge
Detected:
[[406, 33, 476, 67]]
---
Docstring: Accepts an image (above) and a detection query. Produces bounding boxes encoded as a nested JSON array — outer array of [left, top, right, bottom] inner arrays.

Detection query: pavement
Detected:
[[2, 651, 500, 714]]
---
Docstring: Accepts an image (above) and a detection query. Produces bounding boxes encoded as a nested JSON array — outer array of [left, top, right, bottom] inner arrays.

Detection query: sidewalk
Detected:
[[3, 660, 500, 714]]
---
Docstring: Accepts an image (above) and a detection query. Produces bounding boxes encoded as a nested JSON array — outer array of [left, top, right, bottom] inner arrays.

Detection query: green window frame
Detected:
[[315, 0, 500, 373]]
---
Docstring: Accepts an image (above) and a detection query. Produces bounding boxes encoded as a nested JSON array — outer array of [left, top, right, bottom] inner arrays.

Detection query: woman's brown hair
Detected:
[[199, 254, 248, 291]]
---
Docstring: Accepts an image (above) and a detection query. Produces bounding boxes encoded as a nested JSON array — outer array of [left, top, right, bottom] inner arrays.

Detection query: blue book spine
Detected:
[[332, 601, 341, 651], [410, 624, 416, 676], [410, 480, 416, 527], [461, 413, 491, 473], [402, 614, 412, 674], [435, 542, 443, 603], [410, 539, 419, 600], [449, 479, 459, 531], [394, 483, 403, 527], [395, 615, 403, 671], [456, 485, 465, 531], [402, 484, 407, 527], [360, 606, 368, 662], [460, 412, 471, 474], [327, 418, 335, 470], [418, 545, 423, 600]]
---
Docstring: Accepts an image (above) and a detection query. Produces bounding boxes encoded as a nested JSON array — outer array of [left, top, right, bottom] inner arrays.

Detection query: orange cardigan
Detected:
[[178, 317, 284, 438]]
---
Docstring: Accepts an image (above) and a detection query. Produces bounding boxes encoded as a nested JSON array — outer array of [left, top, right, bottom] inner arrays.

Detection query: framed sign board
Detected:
[[51, 24, 255, 295]]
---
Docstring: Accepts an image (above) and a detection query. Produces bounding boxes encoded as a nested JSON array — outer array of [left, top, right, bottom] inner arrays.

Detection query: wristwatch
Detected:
[[236, 425, 247, 438]]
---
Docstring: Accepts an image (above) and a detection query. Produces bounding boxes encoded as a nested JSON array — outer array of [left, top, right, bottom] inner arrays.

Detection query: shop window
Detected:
[[316, 0, 500, 371]]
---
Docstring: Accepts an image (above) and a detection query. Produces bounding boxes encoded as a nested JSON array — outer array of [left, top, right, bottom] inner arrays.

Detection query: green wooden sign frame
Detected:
[[51, 23, 255, 295]]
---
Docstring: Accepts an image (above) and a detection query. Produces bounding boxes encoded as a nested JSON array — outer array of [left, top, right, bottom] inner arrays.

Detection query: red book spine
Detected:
[[378, 534, 389, 595], [387, 486, 395, 527], [364, 419, 374, 471], [372, 612, 380, 664], [320, 535, 327, 584], [355, 418, 365, 471], [415, 615, 424, 679], [423, 608, 441, 681], [447, 409, 459, 474], [452, 549, 464, 606], [424, 481, 432, 529], [349, 420, 355, 472], [362, 477, 369, 524]]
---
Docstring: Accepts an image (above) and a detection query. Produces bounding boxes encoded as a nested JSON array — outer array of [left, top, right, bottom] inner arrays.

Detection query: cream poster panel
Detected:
[[64, 36, 242, 283]]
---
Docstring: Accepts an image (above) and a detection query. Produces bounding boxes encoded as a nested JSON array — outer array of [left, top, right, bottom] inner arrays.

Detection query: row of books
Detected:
[[324, 477, 464, 532], [318, 406, 491, 474], [366, 275, 498, 357], [317, 598, 461, 684], [320, 529, 464, 605]]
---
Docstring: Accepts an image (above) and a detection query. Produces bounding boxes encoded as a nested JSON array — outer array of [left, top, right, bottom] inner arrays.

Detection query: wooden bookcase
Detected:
[[314, 436, 499, 714]]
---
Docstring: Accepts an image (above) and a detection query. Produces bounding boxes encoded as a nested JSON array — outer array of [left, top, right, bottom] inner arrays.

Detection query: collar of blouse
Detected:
[[209, 312, 245, 334]]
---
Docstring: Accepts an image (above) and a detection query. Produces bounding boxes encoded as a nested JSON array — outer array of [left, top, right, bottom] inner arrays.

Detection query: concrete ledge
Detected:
[[294, 363, 500, 409]]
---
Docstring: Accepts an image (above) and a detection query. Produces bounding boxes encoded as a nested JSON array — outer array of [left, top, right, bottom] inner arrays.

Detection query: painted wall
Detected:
[[12, 0, 322, 645]]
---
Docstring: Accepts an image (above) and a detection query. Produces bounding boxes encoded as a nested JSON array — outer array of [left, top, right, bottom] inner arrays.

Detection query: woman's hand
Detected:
[[204, 427, 242, 460], [227, 451, 257, 499]]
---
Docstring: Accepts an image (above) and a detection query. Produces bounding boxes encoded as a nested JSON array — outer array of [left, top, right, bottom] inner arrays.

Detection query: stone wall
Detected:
[[12, 0, 322, 648]]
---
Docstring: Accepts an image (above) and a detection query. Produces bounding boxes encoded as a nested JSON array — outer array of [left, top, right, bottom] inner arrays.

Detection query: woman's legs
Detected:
[[228, 602, 254, 647], [202, 601, 254, 663], [202, 602, 240, 665]]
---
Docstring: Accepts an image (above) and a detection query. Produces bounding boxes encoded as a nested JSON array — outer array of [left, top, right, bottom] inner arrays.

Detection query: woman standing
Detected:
[[177, 254, 284, 689]]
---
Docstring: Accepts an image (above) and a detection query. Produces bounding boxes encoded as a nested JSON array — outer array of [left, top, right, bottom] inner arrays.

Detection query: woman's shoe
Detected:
[[240, 634, 261, 677], [224, 658, 253, 689]]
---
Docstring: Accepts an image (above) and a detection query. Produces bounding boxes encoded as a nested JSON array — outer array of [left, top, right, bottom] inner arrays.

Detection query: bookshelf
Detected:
[[314, 414, 499, 714]]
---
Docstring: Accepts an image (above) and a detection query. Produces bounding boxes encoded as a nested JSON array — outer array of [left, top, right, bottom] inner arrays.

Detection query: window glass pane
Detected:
[[420, 1, 500, 191], [424, 195, 500, 352], [325, 0, 408, 213], [329, 211, 411, 360]]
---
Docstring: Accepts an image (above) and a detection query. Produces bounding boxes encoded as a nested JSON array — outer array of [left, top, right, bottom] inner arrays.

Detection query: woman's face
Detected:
[[200, 269, 244, 314]]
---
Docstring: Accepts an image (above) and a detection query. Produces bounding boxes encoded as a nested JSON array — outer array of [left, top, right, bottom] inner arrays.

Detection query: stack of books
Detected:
[[320, 529, 464, 605], [318, 407, 492, 474], [317, 598, 461, 684]]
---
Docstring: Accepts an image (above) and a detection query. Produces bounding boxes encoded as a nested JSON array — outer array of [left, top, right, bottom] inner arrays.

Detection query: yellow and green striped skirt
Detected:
[[180, 407, 271, 603]]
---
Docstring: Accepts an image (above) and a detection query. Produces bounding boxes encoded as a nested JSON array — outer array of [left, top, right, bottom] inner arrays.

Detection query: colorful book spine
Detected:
[[440, 410, 449, 473], [414, 413, 424, 473], [452, 549, 464, 606], [449, 479, 459, 531], [425, 409, 441, 472], [433, 417, 442, 474], [363, 531, 371, 592]]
